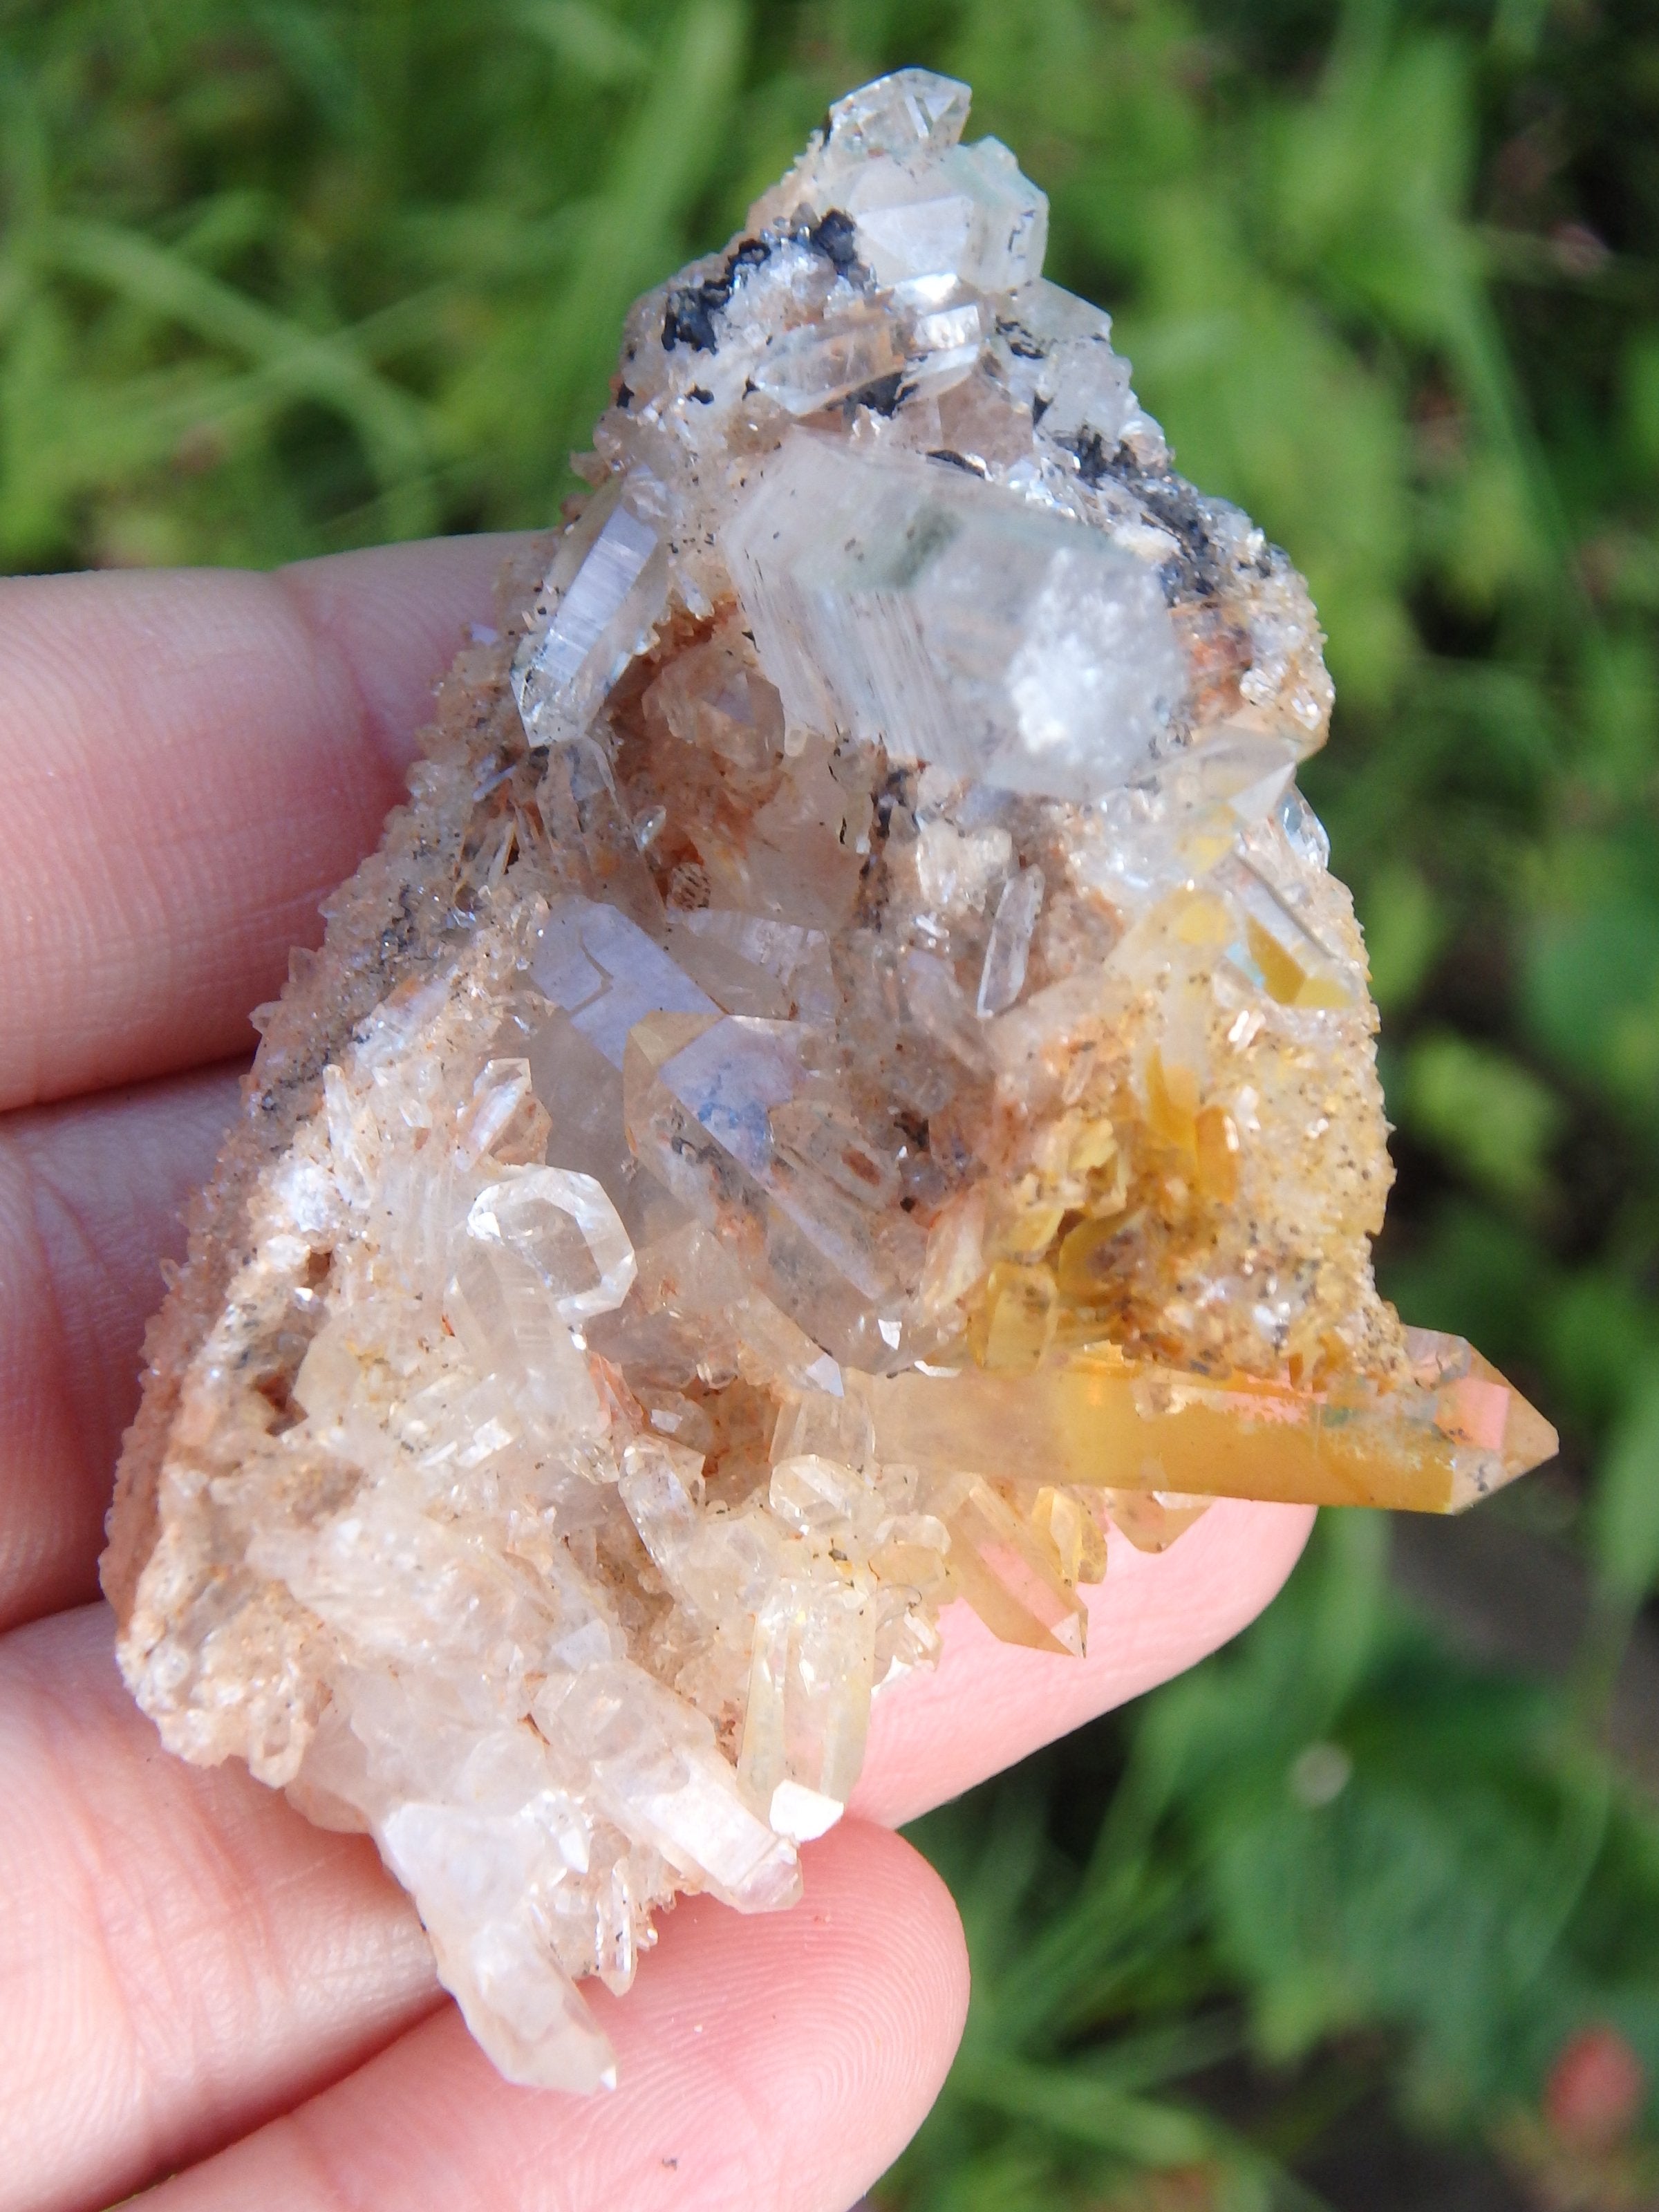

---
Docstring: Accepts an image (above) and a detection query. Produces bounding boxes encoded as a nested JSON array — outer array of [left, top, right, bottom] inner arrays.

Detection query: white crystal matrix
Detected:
[[110, 71, 1549, 2097]]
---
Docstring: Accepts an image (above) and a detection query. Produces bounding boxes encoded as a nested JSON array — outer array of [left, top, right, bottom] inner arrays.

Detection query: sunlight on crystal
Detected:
[[109, 65, 1557, 2096]]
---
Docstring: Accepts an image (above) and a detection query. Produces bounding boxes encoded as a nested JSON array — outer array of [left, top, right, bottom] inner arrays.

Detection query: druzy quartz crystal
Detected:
[[103, 70, 1557, 2093]]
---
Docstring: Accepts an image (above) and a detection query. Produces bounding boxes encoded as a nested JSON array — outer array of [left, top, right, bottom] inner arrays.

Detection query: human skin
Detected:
[[0, 535, 1314, 2212]]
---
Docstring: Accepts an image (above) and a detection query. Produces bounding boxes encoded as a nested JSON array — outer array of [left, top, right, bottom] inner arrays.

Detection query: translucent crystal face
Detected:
[[108, 67, 1555, 2097]]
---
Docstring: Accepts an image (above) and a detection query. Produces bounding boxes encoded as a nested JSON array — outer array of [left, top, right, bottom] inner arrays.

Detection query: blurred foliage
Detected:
[[6, 0, 1659, 2202], [890, 1518, 1659, 2209], [892, 1517, 1659, 2210]]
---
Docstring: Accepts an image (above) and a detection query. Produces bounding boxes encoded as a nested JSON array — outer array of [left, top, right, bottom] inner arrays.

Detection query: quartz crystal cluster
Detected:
[[104, 70, 1557, 2094]]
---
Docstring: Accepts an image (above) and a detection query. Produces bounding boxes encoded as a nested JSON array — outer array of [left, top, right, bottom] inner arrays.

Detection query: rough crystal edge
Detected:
[[100, 534, 557, 1628]]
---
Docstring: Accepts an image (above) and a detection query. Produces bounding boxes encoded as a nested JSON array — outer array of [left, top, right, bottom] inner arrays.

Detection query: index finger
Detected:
[[0, 534, 534, 1112]]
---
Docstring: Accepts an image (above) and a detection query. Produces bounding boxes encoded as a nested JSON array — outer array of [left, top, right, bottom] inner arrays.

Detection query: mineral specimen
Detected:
[[103, 68, 1557, 2094]]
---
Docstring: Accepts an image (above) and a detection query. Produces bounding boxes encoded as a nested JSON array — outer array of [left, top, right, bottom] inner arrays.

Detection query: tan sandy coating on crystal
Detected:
[[103, 539, 556, 1626], [104, 68, 1555, 2094]]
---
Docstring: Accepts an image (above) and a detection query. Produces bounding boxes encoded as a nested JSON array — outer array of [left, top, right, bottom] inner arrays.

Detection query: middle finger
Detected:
[[0, 1514, 1307, 2210]]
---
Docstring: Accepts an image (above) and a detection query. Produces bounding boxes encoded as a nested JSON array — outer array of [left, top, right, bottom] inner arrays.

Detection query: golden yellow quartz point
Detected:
[[852, 1328, 1556, 1516]]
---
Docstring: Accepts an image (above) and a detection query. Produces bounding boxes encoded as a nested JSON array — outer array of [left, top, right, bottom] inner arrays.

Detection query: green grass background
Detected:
[[7, 0, 1659, 2202]]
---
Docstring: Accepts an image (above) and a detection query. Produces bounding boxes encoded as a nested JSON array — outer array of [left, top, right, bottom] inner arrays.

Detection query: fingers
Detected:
[[0, 1604, 964, 2212], [133, 1820, 966, 2212], [852, 1500, 1315, 1828], [0, 534, 529, 1112], [0, 1606, 442, 2212], [0, 1529, 1300, 2208], [0, 1063, 241, 1631]]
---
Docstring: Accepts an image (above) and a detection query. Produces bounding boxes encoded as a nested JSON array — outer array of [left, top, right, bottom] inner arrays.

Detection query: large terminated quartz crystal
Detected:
[[104, 69, 1556, 2094]]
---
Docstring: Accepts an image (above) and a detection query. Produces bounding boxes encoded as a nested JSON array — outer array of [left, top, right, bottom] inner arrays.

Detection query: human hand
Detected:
[[0, 538, 1313, 2212]]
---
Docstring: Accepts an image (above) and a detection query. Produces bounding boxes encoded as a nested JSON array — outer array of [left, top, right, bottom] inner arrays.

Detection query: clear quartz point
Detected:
[[466, 1167, 637, 1323], [825, 67, 972, 163], [105, 66, 1557, 2097], [838, 138, 1049, 294], [513, 487, 666, 747], [722, 435, 1188, 800]]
